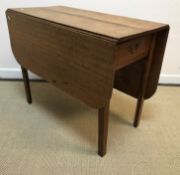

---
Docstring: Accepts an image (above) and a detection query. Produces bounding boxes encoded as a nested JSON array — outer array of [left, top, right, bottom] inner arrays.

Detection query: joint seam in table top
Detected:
[[7, 9, 120, 44], [7, 8, 169, 44], [46, 8, 139, 30]]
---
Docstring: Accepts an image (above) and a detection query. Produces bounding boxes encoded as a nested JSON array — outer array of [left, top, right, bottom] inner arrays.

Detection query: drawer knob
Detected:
[[128, 42, 141, 54]]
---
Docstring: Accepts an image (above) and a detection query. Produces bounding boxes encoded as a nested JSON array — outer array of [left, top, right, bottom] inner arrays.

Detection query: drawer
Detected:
[[115, 35, 152, 70]]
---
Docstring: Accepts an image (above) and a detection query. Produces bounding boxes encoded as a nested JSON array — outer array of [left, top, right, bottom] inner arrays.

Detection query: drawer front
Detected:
[[115, 35, 152, 70]]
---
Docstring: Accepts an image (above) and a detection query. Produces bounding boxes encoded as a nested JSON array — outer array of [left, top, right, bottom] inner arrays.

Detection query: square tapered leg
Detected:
[[133, 35, 157, 127], [21, 66, 32, 104], [98, 102, 110, 157]]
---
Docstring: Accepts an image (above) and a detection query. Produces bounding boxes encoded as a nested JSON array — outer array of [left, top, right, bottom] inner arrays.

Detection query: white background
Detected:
[[0, 0, 180, 83]]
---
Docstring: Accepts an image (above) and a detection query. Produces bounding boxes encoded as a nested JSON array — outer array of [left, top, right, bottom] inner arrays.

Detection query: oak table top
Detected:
[[6, 6, 169, 156]]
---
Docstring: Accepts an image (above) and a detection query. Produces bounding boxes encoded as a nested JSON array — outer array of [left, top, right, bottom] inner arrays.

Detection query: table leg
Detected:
[[133, 35, 157, 127], [21, 66, 32, 104], [98, 101, 110, 157], [133, 89, 145, 127]]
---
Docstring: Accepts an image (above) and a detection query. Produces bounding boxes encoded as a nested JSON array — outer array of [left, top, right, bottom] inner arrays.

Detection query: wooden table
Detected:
[[6, 6, 169, 157]]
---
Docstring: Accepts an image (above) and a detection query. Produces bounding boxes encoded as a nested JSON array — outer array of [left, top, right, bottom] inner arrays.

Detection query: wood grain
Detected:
[[6, 10, 115, 108], [114, 28, 169, 99], [9, 6, 168, 42], [115, 35, 152, 70], [6, 6, 169, 104], [6, 6, 169, 103]]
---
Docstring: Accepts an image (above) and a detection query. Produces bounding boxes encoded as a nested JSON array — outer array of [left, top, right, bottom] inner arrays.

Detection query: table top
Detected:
[[8, 6, 168, 43], [6, 6, 169, 108]]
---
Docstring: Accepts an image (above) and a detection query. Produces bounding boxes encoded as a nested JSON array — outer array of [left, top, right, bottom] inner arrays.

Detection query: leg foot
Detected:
[[133, 96, 144, 127], [98, 102, 110, 157], [21, 66, 32, 104]]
